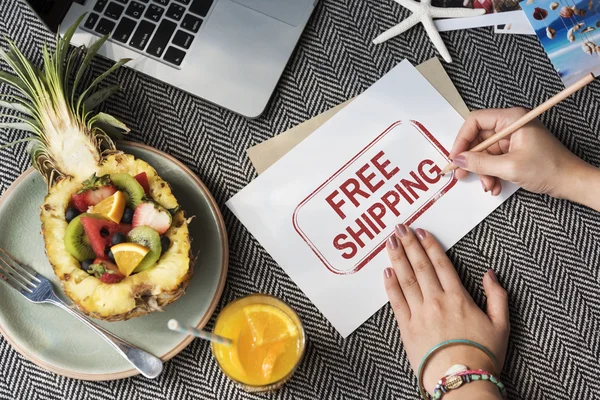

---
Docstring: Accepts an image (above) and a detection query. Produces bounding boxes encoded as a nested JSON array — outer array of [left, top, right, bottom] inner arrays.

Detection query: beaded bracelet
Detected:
[[429, 369, 506, 399], [417, 339, 499, 400]]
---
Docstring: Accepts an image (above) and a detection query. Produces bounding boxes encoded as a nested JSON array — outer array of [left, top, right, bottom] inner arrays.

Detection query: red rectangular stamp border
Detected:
[[292, 120, 458, 275]]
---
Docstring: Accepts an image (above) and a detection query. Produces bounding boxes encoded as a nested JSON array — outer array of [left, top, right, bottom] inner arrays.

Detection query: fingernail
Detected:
[[387, 235, 398, 249], [384, 268, 393, 279], [416, 228, 426, 240], [395, 224, 407, 237], [488, 269, 498, 282], [453, 154, 467, 168], [481, 180, 488, 193]]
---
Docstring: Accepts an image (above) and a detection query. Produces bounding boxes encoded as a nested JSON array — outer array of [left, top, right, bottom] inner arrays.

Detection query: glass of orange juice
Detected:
[[211, 294, 306, 392]]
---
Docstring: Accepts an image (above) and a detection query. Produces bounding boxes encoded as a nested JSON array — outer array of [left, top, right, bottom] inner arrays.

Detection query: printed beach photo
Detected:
[[521, 0, 600, 86]]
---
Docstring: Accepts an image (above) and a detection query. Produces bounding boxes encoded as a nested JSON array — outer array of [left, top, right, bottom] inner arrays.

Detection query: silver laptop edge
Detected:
[[57, 0, 316, 118]]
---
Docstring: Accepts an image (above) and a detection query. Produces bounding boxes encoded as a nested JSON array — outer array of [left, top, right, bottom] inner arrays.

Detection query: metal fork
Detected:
[[0, 248, 163, 379]]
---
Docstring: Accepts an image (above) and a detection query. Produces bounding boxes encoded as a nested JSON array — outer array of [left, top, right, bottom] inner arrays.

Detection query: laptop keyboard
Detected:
[[83, 0, 214, 67]]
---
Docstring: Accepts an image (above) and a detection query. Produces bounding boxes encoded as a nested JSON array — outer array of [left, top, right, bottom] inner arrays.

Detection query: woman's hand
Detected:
[[449, 108, 600, 207], [383, 225, 509, 398]]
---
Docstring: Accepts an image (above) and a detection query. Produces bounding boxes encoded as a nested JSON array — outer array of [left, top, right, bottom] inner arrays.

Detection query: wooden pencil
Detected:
[[440, 72, 596, 176]]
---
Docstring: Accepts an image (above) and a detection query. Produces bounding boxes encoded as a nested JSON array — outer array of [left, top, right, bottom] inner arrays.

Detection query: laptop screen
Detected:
[[25, 0, 82, 33]]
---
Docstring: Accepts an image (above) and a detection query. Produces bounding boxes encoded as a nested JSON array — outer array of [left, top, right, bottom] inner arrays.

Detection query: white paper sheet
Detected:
[[494, 21, 535, 35], [494, 11, 535, 35], [227, 60, 518, 338], [435, 10, 524, 31]]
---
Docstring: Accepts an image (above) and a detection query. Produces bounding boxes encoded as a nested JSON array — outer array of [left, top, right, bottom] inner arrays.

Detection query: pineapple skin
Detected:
[[40, 154, 193, 321]]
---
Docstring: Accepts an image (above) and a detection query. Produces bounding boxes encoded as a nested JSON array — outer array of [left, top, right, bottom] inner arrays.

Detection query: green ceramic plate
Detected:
[[0, 142, 228, 380]]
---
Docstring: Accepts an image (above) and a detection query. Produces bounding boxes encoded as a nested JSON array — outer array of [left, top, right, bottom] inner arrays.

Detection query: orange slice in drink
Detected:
[[242, 304, 298, 346], [111, 242, 149, 277], [89, 191, 126, 223], [261, 341, 286, 380]]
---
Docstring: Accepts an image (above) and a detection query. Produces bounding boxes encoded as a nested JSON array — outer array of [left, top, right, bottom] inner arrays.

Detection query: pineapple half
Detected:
[[0, 16, 193, 321]]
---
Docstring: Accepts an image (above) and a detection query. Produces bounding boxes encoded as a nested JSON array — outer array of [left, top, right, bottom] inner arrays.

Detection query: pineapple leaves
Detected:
[[0, 136, 36, 151], [83, 85, 120, 111], [0, 71, 33, 98], [0, 44, 44, 104], [0, 99, 32, 115], [71, 34, 109, 104], [89, 112, 130, 140], [76, 57, 131, 115], [56, 14, 86, 79], [64, 46, 83, 96], [0, 113, 42, 133], [0, 15, 131, 186], [0, 121, 39, 133], [42, 43, 62, 104], [27, 140, 57, 189]]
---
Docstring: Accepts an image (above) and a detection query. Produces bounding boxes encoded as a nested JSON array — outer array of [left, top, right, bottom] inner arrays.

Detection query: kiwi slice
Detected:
[[127, 226, 162, 273], [110, 173, 145, 209], [64, 214, 96, 262]]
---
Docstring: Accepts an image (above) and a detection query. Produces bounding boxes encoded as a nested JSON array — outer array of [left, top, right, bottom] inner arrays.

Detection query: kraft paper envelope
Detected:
[[248, 58, 471, 174], [228, 60, 517, 337]]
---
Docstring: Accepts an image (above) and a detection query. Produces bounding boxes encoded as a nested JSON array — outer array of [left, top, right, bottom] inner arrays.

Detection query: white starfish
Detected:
[[373, 0, 486, 63]]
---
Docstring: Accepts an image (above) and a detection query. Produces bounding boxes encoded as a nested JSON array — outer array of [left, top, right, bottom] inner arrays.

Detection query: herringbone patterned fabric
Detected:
[[1, 0, 599, 399]]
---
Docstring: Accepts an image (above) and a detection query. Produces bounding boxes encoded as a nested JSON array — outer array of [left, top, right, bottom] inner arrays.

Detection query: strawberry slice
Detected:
[[71, 193, 89, 213], [84, 186, 117, 206], [71, 174, 117, 213], [81, 217, 132, 259], [100, 273, 125, 284], [134, 172, 150, 196], [132, 202, 172, 235], [89, 259, 125, 284]]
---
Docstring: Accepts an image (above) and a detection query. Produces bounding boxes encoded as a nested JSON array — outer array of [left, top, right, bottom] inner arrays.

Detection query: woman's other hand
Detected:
[[383, 226, 509, 398]]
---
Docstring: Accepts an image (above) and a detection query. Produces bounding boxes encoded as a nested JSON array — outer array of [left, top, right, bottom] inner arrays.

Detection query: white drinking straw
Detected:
[[168, 319, 233, 346]]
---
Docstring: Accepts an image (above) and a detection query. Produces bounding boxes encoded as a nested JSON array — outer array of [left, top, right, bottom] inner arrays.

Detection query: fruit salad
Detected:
[[65, 172, 176, 284], [41, 156, 193, 322]]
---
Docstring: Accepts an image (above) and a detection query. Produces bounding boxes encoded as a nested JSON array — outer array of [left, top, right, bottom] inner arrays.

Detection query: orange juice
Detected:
[[212, 294, 305, 391]]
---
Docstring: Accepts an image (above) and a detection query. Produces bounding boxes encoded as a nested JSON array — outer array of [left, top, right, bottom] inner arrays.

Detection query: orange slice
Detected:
[[242, 304, 298, 346], [261, 341, 286, 380], [89, 191, 126, 223], [111, 242, 149, 277]]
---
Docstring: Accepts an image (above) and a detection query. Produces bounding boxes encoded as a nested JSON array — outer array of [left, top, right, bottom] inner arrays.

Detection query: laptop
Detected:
[[25, 0, 317, 118]]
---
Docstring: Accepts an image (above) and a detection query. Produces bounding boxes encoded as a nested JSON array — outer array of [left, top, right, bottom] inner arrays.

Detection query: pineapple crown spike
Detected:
[[0, 14, 132, 189]]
